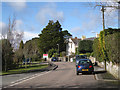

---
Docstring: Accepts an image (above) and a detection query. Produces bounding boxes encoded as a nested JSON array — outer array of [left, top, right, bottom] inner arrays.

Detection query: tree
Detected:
[[7, 15, 24, 51], [1, 39, 14, 71], [48, 48, 57, 58], [62, 30, 72, 38], [15, 40, 24, 67], [38, 20, 65, 55], [78, 40, 93, 54], [24, 38, 41, 61]]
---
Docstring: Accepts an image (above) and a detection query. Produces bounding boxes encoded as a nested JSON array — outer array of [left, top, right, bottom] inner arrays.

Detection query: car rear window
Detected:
[[76, 55, 87, 60], [78, 60, 91, 65]]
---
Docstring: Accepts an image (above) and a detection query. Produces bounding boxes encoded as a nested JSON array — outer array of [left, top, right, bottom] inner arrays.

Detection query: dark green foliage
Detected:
[[38, 20, 66, 55], [1, 39, 14, 71], [104, 33, 120, 64], [85, 53, 93, 57], [48, 48, 57, 58], [19, 40, 24, 49], [14, 40, 24, 67], [93, 38, 103, 62], [62, 30, 72, 38], [104, 28, 120, 36], [75, 48, 78, 55], [24, 38, 41, 61], [78, 40, 93, 53], [93, 28, 120, 64]]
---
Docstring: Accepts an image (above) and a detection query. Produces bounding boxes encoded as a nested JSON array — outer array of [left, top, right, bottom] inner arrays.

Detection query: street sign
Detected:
[[43, 54, 48, 59]]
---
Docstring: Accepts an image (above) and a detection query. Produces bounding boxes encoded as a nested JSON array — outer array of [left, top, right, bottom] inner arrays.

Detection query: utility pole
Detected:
[[101, 6, 106, 71], [96, 5, 107, 70], [96, 4, 119, 71], [101, 6, 105, 30], [96, 4, 119, 30]]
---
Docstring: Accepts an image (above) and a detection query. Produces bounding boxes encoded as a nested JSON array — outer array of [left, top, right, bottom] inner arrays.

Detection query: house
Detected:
[[66, 37, 81, 56], [66, 35, 98, 56]]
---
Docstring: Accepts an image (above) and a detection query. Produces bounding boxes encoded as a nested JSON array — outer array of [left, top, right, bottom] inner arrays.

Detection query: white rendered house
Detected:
[[66, 37, 81, 56]]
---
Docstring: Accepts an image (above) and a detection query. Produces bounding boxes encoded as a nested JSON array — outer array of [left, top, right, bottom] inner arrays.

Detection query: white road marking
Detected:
[[4, 71, 52, 88], [11, 73, 39, 84]]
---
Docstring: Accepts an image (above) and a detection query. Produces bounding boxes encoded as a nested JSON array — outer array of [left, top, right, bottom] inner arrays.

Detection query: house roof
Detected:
[[71, 37, 81, 45]]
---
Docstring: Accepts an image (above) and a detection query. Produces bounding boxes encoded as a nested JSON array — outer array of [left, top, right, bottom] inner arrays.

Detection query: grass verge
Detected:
[[1, 64, 49, 75]]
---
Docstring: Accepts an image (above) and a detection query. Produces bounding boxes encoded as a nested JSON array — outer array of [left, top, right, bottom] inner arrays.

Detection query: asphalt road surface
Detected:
[[2, 62, 119, 89]]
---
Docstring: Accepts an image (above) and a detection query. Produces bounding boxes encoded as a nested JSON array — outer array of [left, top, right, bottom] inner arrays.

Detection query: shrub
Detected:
[[104, 33, 120, 64], [93, 38, 103, 62], [78, 40, 93, 53], [48, 48, 57, 58], [93, 28, 120, 64], [60, 51, 66, 57]]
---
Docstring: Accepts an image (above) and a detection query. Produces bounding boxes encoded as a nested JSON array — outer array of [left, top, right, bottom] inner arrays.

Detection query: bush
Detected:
[[48, 48, 57, 58], [93, 38, 103, 62], [78, 40, 93, 53], [52, 53, 58, 57], [85, 53, 91, 57], [93, 28, 120, 64], [60, 51, 66, 57], [104, 33, 120, 64], [1, 39, 15, 71]]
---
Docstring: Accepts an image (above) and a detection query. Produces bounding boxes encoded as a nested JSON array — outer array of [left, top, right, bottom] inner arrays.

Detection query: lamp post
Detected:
[[57, 44, 59, 57]]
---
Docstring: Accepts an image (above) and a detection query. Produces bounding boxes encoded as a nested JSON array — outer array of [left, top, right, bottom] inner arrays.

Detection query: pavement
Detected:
[[94, 65, 119, 81]]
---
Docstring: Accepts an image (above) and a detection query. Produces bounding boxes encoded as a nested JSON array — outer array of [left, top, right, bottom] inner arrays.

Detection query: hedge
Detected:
[[104, 33, 120, 64], [93, 38, 103, 62], [78, 40, 93, 53], [93, 28, 120, 64]]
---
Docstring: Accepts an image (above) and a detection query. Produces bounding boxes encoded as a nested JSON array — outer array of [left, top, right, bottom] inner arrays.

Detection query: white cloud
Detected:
[[14, 20, 38, 43], [7, 0, 26, 11], [0, 22, 8, 38], [36, 3, 64, 25], [0, 20, 38, 43], [23, 31, 39, 43]]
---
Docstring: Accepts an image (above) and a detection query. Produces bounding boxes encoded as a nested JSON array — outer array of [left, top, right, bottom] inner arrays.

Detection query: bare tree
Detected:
[[7, 15, 24, 51]]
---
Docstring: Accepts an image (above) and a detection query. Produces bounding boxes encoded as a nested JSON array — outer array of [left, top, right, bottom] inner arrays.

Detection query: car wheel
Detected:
[[76, 72, 79, 75], [92, 71, 95, 75]]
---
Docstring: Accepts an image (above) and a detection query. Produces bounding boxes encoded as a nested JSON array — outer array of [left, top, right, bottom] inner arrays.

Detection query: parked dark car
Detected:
[[75, 55, 87, 66], [51, 57, 58, 62], [76, 59, 94, 75]]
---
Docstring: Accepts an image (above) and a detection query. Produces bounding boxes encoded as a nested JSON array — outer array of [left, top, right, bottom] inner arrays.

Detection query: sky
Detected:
[[1, 1, 119, 43]]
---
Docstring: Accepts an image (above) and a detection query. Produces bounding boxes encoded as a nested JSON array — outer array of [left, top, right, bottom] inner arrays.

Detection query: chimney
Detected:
[[82, 35, 86, 40], [75, 37, 77, 39]]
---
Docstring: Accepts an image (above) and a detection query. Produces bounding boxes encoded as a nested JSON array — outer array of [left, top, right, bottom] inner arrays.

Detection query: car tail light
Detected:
[[78, 66, 81, 68], [89, 66, 92, 68]]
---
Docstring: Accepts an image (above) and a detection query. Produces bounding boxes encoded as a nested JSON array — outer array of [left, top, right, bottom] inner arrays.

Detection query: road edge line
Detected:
[[4, 71, 52, 88]]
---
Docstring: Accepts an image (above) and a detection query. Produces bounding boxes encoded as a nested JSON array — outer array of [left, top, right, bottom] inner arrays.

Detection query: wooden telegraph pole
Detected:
[[101, 6, 105, 30], [96, 4, 119, 71], [96, 3, 120, 70]]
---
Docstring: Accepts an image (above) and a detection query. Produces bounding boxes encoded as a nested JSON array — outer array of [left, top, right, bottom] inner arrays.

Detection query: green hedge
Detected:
[[93, 28, 120, 64], [78, 40, 93, 53], [93, 38, 103, 62], [104, 33, 120, 64]]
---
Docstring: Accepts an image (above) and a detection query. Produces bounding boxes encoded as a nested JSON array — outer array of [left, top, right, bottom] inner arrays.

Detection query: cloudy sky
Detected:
[[1, 0, 118, 43]]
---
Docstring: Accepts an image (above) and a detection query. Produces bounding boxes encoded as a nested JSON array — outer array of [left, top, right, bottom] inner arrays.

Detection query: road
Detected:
[[2, 62, 119, 89]]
